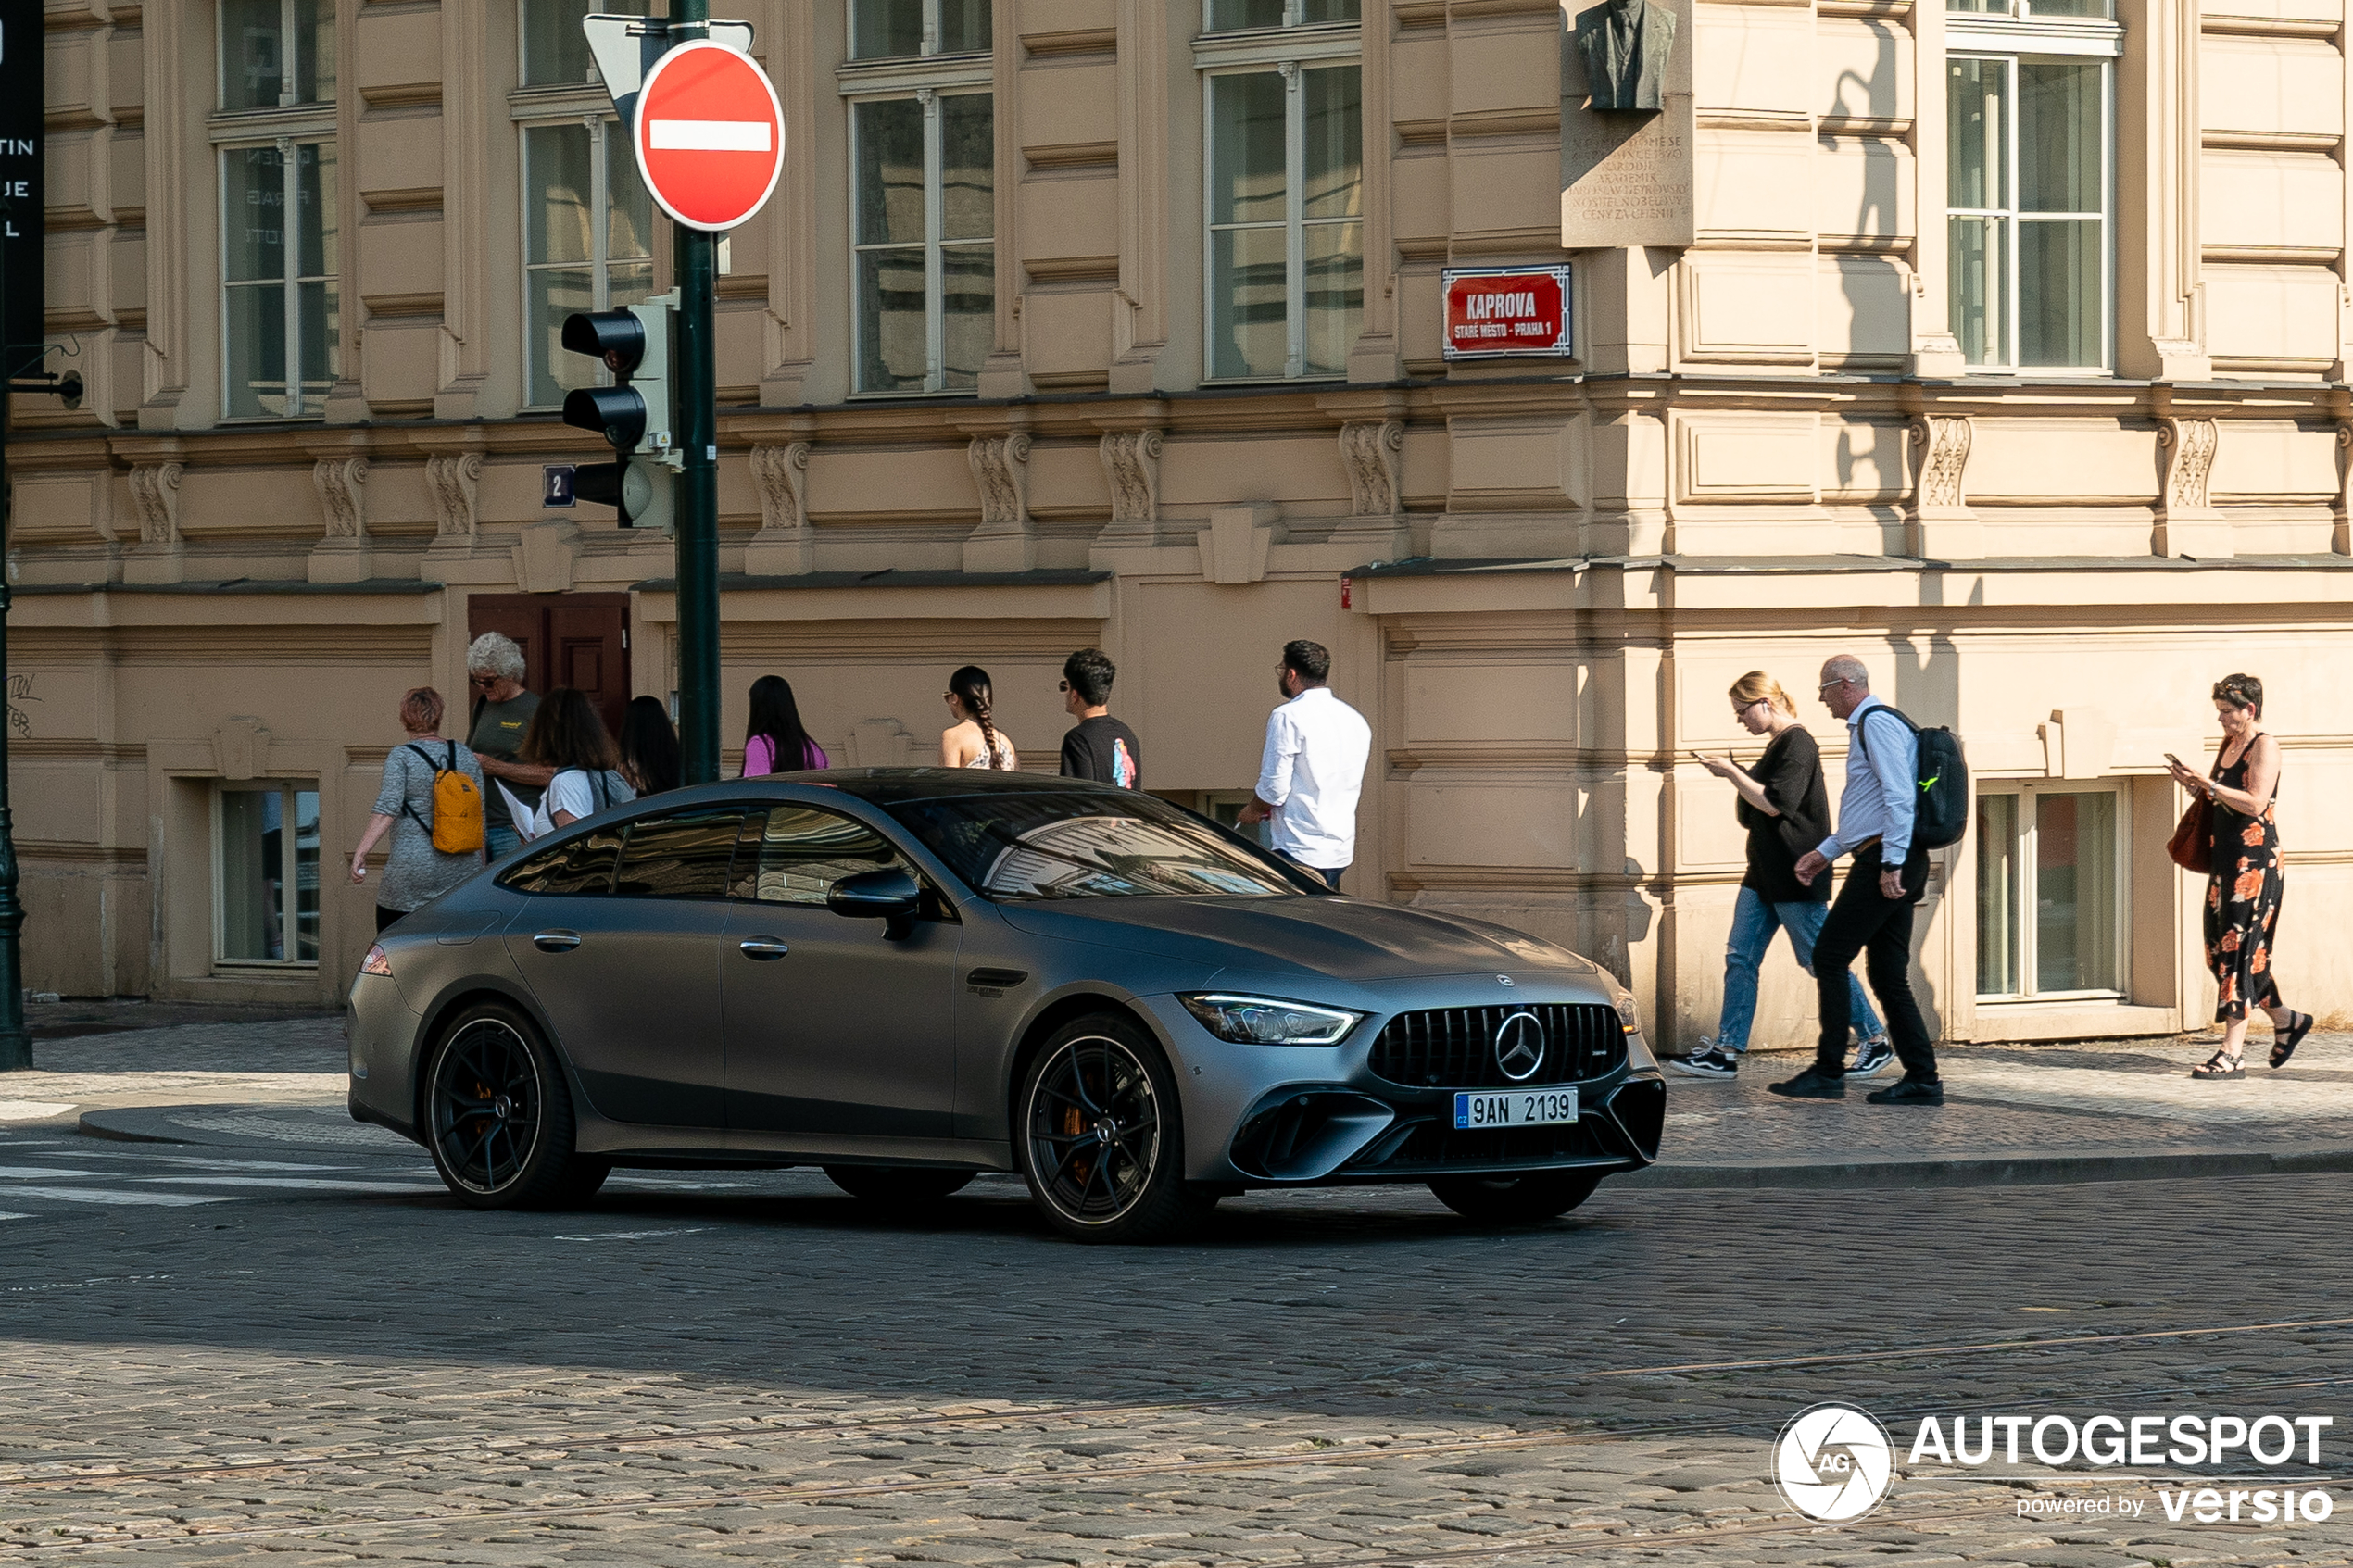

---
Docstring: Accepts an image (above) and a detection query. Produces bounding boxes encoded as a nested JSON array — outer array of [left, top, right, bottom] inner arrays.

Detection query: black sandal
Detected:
[[2271, 1012, 2314, 1070], [2191, 1049, 2246, 1081]]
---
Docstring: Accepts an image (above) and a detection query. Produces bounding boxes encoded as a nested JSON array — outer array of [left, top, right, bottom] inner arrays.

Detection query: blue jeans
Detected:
[[485, 824, 522, 862], [1715, 884, 1884, 1053]]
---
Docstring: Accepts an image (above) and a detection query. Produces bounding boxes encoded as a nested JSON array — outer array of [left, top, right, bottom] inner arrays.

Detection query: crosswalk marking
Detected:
[[0, 1166, 107, 1179], [0, 1212, 31, 1222], [0, 1185, 229, 1207], [138, 1176, 443, 1194]]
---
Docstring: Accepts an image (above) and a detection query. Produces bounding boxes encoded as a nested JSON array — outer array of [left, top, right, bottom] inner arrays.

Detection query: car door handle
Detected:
[[737, 938, 790, 960], [532, 930, 582, 953]]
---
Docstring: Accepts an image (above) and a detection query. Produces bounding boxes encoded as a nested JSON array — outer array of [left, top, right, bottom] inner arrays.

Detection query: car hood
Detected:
[[993, 896, 1607, 984]]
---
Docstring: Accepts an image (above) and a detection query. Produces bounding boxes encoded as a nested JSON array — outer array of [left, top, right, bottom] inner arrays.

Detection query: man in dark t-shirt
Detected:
[[1056, 647, 1141, 788], [464, 632, 550, 858]]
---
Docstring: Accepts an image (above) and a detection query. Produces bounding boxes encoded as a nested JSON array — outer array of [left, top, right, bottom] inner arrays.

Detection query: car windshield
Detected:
[[883, 792, 1303, 900]]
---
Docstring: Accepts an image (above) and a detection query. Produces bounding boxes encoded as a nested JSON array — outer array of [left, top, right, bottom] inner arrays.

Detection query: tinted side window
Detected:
[[612, 810, 750, 898], [498, 824, 626, 896], [731, 805, 909, 904]]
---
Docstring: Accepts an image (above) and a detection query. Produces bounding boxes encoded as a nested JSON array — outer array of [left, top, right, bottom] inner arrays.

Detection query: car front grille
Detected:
[[1367, 1003, 1625, 1088]]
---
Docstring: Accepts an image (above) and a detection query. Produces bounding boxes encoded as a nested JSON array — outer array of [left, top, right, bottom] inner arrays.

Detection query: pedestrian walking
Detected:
[[348, 687, 486, 933], [940, 664, 1016, 770], [1769, 655, 1944, 1105], [1238, 639, 1371, 891], [741, 674, 829, 776], [618, 696, 682, 797], [518, 686, 635, 837], [2167, 673, 2314, 1078], [1057, 647, 1141, 787], [463, 633, 549, 859], [1675, 671, 1893, 1080]]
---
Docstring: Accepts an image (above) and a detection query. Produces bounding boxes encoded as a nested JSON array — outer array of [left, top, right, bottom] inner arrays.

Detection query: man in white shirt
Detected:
[[1238, 640, 1372, 891], [1768, 654, 1943, 1105]]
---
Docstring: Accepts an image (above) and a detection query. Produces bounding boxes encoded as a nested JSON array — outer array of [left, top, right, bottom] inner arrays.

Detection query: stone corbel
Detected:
[[425, 452, 483, 543], [1197, 503, 1278, 585], [1906, 414, 1982, 560], [744, 441, 816, 574], [124, 461, 186, 584], [1331, 420, 1415, 557], [2153, 416, 2230, 559], [963, 433, 1035, 574], [2334, 422, 2352, 556], [1097, 429, 1163, 539], [308, 456, 373, 583]]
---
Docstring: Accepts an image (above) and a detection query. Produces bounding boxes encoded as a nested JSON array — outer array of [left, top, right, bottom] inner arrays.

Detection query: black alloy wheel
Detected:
[[1428, 1169, 1604, 1224], [423, 1001, 594, 1210], [1018, 1014, 1214, 1244], [824, 1166, 977, 1205]]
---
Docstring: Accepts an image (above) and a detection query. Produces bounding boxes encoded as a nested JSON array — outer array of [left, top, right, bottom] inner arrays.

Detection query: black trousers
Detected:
[[1274, 850, 1345, 892], [1811, 843, 1937, 1079], [375, 904, 405, 934]]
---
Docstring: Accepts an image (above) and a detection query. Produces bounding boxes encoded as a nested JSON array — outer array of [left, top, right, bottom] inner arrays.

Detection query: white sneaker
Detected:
[[1850, 1038, 1896, 1078]]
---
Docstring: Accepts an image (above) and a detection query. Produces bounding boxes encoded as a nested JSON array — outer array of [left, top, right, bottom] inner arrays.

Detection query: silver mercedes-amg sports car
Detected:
[[347, 769, 1665, 1243]]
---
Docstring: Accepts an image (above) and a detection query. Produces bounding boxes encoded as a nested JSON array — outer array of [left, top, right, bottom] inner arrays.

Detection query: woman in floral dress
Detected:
[[2167, 673, 2313, 1079]]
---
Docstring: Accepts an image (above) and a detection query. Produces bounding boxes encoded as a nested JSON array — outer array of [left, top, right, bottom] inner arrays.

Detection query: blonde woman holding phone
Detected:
[[1675, 671, 1891, 1080]]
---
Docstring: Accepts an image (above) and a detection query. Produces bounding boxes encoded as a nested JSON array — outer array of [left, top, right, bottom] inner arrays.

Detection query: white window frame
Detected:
[[1945, 6, 2120, 375], [212, 780, 321, 970], [845, 0, 990, 62], [217, 0, 328, 113], [1974, 778, 2132, 1003], [213, 132, 337, 421], [840, 74, 995, 396], [513, 111, 653, 409], [1196, 25, 1361, 384]]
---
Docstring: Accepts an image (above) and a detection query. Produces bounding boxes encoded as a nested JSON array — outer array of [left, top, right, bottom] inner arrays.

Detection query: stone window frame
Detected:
[[1944, 2, 2123, 374], [1972, 777, 2134, 1002], [837, 45, 997, 396], [215, 0, 335, 115], [1193, 18, 1364, 384], [211, 778, 324, 971]]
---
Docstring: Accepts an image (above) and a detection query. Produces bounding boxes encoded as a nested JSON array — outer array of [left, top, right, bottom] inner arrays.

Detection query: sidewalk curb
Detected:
[[1618, 1144, 2353, 1189], [77, 1104, 416, 1158]]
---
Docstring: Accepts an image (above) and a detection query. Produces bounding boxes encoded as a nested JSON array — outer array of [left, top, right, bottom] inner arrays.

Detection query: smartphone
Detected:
[[2163, 752, 2184, 770]]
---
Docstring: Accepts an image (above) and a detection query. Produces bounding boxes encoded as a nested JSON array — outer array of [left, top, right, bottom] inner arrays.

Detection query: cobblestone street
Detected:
[[4, 1110, 2351, 1566]]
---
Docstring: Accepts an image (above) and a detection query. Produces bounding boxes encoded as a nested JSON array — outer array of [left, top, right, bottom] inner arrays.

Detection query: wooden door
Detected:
[[467, 594, 631, 743]]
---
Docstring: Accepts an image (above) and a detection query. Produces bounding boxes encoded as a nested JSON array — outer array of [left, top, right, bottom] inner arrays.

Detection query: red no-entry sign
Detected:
[[634, 40, 786, 232]]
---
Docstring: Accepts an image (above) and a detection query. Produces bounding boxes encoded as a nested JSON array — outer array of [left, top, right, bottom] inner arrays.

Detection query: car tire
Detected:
[[422, 999, 591, 1210], [1428, 1169, 1604, 1224], [1017, 1013, 1215, 1245], [824, 1166, 976, 1205]]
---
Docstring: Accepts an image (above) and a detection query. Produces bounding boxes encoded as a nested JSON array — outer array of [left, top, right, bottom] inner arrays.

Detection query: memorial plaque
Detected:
[[1559, 0, 1694, 250]]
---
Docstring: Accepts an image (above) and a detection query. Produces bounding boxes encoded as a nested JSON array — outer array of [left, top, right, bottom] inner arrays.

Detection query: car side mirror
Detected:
[[826, 868, 924, 939]]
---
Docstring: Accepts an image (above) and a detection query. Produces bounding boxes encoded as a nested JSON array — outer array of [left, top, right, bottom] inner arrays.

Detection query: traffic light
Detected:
[[560, 294, 679, 530]]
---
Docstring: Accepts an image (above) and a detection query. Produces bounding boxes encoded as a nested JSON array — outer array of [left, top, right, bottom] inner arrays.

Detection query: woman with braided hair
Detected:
[[940, 664, 1018, 771]]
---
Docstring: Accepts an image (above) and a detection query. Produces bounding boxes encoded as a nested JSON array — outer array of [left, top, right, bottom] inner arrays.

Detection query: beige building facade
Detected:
[[7, 0, 2352, 1049]]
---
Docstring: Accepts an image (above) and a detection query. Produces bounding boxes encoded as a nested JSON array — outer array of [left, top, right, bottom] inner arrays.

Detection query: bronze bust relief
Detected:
[[1574, 0, 1676, 112]]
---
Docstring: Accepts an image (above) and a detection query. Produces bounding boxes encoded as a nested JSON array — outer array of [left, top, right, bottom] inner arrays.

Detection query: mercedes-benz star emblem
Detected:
[[1495, 974, 1515, 987], [1492, 1010, 1546, 1082]]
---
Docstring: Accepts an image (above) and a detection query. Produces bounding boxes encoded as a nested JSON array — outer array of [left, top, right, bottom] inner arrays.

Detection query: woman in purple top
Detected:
[[741, 674, 829, 776]]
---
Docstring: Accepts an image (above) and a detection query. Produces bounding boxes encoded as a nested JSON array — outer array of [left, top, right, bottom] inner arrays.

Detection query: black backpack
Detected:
[[1856, 705, 1969, 851]]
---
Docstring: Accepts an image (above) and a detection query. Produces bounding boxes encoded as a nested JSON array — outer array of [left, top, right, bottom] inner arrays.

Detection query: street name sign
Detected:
[[1441, 265, 1573, 360], [633, 40, 786, 232]]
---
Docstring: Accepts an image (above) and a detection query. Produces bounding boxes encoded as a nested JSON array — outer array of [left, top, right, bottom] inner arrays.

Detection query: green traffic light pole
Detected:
[[0, 235, 30, 1070], [671, 0, 724, 787]]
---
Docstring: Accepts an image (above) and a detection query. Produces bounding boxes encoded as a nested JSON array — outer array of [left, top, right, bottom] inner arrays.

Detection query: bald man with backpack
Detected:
[[1769, 655, 1969, 1107]]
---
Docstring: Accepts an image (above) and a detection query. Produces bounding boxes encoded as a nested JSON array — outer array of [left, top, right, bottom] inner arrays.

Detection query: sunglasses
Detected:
[[1818, 677, 1849, 694], [468, 674, 497, 687], [1058, 681, 1070, 693]]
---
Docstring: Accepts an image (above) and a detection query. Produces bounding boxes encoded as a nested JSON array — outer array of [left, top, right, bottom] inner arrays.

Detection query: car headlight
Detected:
[[359, 944, 394, 977], [1179, 994, 1363, 1046], [1613, 991, 1641, 1036]]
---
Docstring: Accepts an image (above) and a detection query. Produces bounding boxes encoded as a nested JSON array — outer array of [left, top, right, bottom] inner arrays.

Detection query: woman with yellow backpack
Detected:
[[350, 686, 487, 933]]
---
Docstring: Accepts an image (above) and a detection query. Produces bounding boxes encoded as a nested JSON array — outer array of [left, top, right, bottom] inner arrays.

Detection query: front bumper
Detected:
[[1136, 982, 1667, 1186]]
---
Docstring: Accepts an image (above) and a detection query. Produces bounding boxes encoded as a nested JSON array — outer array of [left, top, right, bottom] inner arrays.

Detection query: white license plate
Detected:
[[1453, 1087, 1579, 1129]]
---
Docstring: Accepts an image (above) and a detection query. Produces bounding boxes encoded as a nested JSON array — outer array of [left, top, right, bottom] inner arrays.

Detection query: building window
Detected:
[[849, 90, 995, 394], [220, 140, 339, 420], [521, 120, 657, 408], [1198, 0, 1362, 383], [849, 0, 991, 61], [522, 0, 648, 88], [217, 783, 321, 966], [219, 0, 334, 111], [1975, 783, 2126, 999], [1946, 0, 2118, 370]]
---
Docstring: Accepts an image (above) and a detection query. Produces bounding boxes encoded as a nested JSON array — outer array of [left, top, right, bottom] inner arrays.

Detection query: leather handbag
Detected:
[[2167, 793, 2213, 875]]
